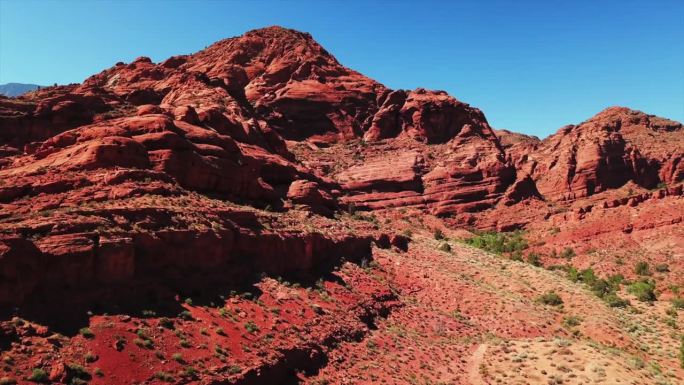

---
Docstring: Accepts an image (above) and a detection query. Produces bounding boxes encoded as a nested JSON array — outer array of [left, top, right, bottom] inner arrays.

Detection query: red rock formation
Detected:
[[521, 107, 683, 201], [0, 25, 683, 385]]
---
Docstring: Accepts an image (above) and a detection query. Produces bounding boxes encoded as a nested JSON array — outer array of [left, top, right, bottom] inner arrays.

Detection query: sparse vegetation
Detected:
[[28, 369, 48, 383], [244, 321, 260, 333], [433, 229, 445, 240], [463, 231, 527, 256], [627, 279, 657, 302], [66, 364, 91, 383], [78, 327, 94, 339], [159, 317, 174, 329], [566, 267, 629, 306], [680, 335, 684, 369], [559, 247, 576, 259], [84, 352, 97, 363], [537, 291, 563, 306], [526, 253, 542, 267], [228, 365, 242, 374], [153, 371, 174, 382], [562, 315, 582, 328], [438, 242, 451, 252], [672, 297, 684, 309], [634, 261, 650, 276]]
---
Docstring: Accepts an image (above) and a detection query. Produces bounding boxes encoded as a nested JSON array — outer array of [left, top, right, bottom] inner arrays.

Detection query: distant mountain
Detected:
[[0, 82, 41, 97]]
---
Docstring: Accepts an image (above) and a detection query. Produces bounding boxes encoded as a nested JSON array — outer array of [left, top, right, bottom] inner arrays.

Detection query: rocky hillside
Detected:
[[0, 26, 682, 385]]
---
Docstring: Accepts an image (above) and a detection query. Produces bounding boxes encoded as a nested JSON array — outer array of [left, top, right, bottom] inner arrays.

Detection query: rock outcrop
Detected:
[[520, 107, 683, 201]]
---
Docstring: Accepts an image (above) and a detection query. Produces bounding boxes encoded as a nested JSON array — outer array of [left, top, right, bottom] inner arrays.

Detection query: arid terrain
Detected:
[[0, 26, 682, 385]]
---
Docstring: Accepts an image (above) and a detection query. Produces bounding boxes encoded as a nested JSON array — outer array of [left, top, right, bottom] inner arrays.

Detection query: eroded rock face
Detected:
[[521, 107, 684, 201], [0, 26, 681, 310]]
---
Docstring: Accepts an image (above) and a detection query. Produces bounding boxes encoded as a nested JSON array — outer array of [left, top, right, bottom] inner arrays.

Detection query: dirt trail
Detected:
[[467, 343, 489, 385]]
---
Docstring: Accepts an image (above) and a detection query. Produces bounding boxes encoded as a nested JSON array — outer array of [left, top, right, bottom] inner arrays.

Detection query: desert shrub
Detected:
[[244, 321, 259, 334], [183, 366, 198, 377], [672, 297, 684, 309], [228, 365, 242, 374], [463, 231, 527, 255], [438, 242, 451, 252], [0, 378, 17, 385], [159, 317, 174, 329], [565, 268, 628, 306], [153, 371, 174, 382], [434, 229, 445, 240], [66, 364, 91, 383], [537, 291, 563, 306], [604, 293, 630, 308], [134, 338, 153, 349], [526, 253, 542, 267], [179, 310, 193, 320], [562, 315, 582, 328], [680, 336, 684, 369], [510, 251, 524, 262], [29, 369, 48, 383], [78, 327, 94, 339], [627, 279, 657, 302], [560, 247, 576, 259], [634, 261, 650, 276]]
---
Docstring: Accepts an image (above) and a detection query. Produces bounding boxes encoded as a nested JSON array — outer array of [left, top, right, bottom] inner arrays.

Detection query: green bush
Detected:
[[78, 327, 94, 339], [634, 261, 650, 276], [526, 253, 542, 267], [29, 369, 48, 383], [627, 279, 657, 302], [244, 321, 259, 334], [463, 231, 527, 255], [537, 291, 563, 306]]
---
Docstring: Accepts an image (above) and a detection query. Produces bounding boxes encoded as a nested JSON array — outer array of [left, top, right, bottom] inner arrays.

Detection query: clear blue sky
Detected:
[[1, 0, 682, 137]]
